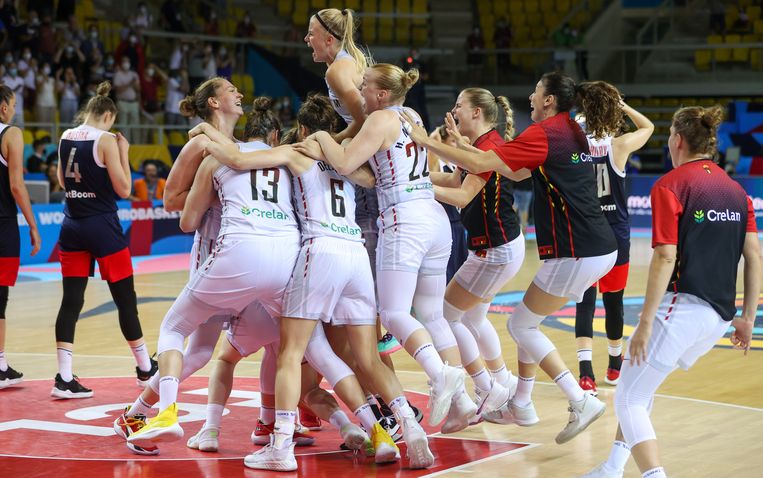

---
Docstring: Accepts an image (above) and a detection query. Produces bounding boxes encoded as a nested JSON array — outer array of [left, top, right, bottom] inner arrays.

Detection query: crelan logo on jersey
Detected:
[[404, 183, 434, 193], [319, 221, 361, 236], [570, 152, 593, 164], [694, 209, 741, 223], [241, 206, 290, 220]]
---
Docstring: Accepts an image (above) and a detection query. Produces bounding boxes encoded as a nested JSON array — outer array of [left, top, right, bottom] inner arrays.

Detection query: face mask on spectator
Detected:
[[107, 57, 115, 66], [147, 68, 155, 77], [91, 30, 98, 39], [65, 46, 74, 54], [9, 68, 17, 76], [43, 66, 51, 75], [122, 61, 131, 70], [220, 47, 227, 56], [4, 55, 12, 64], [129, 35, 137, 45], [31, 17, 40, 26], [23, 52, 31, 61]]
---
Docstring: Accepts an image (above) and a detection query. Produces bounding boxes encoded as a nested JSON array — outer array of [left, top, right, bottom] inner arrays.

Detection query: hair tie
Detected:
[[342, 9, 348, 16], [316, 13, 342, 41]]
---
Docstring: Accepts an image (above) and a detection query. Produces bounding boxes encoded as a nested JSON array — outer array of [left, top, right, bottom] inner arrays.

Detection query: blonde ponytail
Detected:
[[317, 8, 373, 74]]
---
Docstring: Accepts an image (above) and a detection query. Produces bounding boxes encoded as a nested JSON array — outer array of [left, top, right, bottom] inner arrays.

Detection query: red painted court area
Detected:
[[0, 377, 530, 477]]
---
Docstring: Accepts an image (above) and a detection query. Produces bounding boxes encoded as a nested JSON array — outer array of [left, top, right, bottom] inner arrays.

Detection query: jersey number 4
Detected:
[[65, 147, 82, 183], [251, 168, 279, 203], [406, 142, 429, 181]]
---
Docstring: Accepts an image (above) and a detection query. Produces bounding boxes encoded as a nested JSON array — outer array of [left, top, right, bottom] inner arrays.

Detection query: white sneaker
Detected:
[[244, 434, 297, 472], [441, 390, 477, 434], [477, 379, 510, 415], [401, 416, 434, 469], [555, 391, 607, 444], [578, 462, 624, 478], [427, 363, 464, 426], [339, 423, 367, 451], [186, 427, 219, 452], [502, 398, 540, 426]]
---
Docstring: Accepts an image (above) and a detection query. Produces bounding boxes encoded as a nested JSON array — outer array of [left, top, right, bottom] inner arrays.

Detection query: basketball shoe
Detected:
[[339, 423, 368, 453], [136, 355, 159, 388], [127, 403, 183, 446], [371, 422, 399, 463], [113, 408, 160, 456], [377, 333, 402, 355], [244, 434, 297, 472], [186, 427, 220, 452], [427, 362, 465, 426], [298, 403, 322, 430], [605, 355, 623, 385], [441, 390, 477, 434], [51, 374, 93, 399], [378, 414, 402, 441], [555, 391, 606, 444], [502, 398, 540, 426], [400, 415, 434, 469], [252, 419, 315, 446], [578, 462, 624, 478], [579, 375, 598, 396], [0, 366, 23, 389]]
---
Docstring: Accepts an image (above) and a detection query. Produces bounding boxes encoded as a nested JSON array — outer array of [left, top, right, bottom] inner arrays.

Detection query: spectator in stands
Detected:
[[113, 57, 142, 143], [84, 47, 106, 86], [58, 14, 85, 47], [103, 54, 116, 84], [164, 68, 188, 126], [141, 63, 166, 124], [2, 62, 25, 125], [131, 161, 166, 202], [236, 13, 257, 39], [216, 45, 234, 80], [0, 18, 6, 52], [169, 41, 189, 71], [115, 32, 146, 78], [81, 24, 105, 59], [55, 0, 74, 22], [187, 42, 206, 90], [37, 14, 57, 63], [204, 10, 219, 36], [282, 22, 301, 59], [466, 25, 485, 83], [0, 0, 18, 32], [135, 2, 155, 33], [45, 161, 65, 203], [494, 17, 513, 70], [732, 7, 751, 33], [202, 43, 217, 80], [35, 62, 56, 124], [709, 0, 726, 34], [27, 138, 49, 173], [54, 42, 85, 79], [161, 0, 186, 33], [18, 10, 39, 53], [19, 51, 36, 107], [56, 66, 80, 124]]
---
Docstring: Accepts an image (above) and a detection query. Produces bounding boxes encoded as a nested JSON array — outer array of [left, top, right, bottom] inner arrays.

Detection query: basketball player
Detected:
[[0, 85, 41, 389], [580, 106, 760, 478], [52, 82, 156, 399], [573, 82, 654, 393], [205, 94, 426, 470], [299, 64, 475, 432], [432, 88, 524, 427], [402, 72, 616, 444]]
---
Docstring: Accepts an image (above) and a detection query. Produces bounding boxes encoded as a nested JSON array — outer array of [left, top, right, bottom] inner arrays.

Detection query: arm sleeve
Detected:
[[651, 184, 683, 248], [746, 196, 757, 233], [492, 124, 548, 171]]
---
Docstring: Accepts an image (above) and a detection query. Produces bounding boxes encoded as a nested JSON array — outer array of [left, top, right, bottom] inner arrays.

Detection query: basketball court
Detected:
[[1, 236, 761, 477]]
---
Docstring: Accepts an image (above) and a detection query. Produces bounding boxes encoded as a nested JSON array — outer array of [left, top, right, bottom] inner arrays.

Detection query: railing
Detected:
[[635, 0, 676, 65]]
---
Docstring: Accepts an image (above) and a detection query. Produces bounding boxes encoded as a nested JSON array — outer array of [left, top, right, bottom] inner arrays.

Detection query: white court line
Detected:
[[420, 443, 541, 478]]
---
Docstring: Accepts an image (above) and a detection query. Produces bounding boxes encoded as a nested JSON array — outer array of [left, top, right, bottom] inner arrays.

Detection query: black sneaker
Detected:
[[51, 373, 94, 399], [409, 402, 424, 423], [136, 354, 159, 388], [0, 366, 23, 389], [379, 415, 402, 442]]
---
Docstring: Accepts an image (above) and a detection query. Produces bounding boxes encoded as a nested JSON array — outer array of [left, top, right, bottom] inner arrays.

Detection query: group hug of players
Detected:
[[1, 8, 758, 478]]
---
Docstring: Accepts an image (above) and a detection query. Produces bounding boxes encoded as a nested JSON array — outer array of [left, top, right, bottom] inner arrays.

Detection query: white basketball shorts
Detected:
[[226, 301, 281, 357], [454, 233, 525, 299], [533, 250, 617, 302]]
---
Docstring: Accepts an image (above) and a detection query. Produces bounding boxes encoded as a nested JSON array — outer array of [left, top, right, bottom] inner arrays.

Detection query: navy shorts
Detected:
[[58, 213, 133, 282], [0, 217, 20, 286]]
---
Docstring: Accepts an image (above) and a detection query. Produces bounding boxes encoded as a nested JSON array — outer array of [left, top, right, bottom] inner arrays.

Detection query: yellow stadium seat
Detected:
[[35, 130, 51, 140], [411, 0, 427, 26], [494, 0, 508, 17], [242, 75, 255, 98], [476, 0, 491, 14], [526, 12, 542, 29], [311, 0, 328, 8], [543, 15, 558, 30], [509, 1, 523, 15], [748, 6, 761, 20], [645, 98, 661, 107], [362, 0, 378, 43], [717, 34, 739, 62], [278, 0, 292, 17], [396, 0, 411, 45], [23, 129, 33, 144], [695, 50, 713, 70], [627, 98, 644, 107], [168, 131, 186, 147], [559, 0, 572, 12], [345, 0, 361, 10], [511, 13, 526, 29], [752, 48, 763, 69], [530, 26, 546, 41]]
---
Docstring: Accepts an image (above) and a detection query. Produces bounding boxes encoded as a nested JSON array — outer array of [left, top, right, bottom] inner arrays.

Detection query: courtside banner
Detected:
[[627, 175, 763, 229], [16, 200, 194, 265]]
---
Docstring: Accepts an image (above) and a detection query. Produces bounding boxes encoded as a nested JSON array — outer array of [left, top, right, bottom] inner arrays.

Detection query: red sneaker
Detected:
[[113, 408, 160, 455], [605, 367, 621, 385], [578, 376, 598, 396], [298, 404, 322, 431], [251, 419, 315, 446]]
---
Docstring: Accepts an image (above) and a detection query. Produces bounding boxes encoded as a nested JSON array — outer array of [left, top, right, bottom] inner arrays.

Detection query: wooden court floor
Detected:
[[2, 237, 762, 477]]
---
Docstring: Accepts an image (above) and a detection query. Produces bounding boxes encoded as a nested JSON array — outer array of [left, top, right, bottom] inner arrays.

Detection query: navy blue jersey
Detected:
[[589, 135, 629, 226], [0, 124, 17, 219], [59, 125, 119, 218]]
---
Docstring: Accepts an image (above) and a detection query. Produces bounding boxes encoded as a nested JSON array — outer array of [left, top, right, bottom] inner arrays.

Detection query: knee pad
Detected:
[[0, 285, 8, 318], [461, 302, 490, 338], [506, 302, 556, 364], [574, 286, 596, 339], [304, 331, 354, 388], [380, 310, 424, 346], [450, 320, 480, 365], [603, 290, 625, 341], [517, 345, 534, 364], [108, 276, 143, 341], [423, 316, 458, 352], [464, 304, 502, 362]]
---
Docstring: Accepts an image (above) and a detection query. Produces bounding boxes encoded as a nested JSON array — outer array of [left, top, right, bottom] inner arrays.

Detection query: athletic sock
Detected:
[[57, 347, 73, 382], [205, 403, 224, 429], [470, 368, 493, 393], [130, 342, 151, 372], [367, 394, 383, 419], [127, 395, 153, 417], [513, 375, 535, 407], [260, 405, 275, 424], [273, 410, 296, 448], [604, 440, 630, 471], [642, 467, 666, 478], [388, 395, 415, 419], [412, 343, 444, 380], [329, 410, 352, 430], [554, 370, 585, 402], [489, 364, 511, 388], [353, 403, 377, 432], [608, 344, 623, 370], [158, 376, 180, 411], [577, 348, 594, 379], [0, 350, 7, 371]]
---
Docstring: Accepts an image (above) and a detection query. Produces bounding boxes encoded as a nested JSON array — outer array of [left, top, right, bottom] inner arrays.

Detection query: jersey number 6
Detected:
[[330, 178, 346, 217], [251, 168, 279, 203]]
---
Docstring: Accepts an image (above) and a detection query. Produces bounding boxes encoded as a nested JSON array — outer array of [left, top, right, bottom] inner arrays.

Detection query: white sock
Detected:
[[642, 467, 666, 478], [127, 395, 153, 417], [158, 376, 179, 411], [412, 343, 444, 380], [513, 375, 535, 406], [470, 368, 493, 392], [353, 403, 377, 432], [608, 343, 623, 358], [273, 410, 296, 448], [205, 403, 224, 429], [260, 405, 275, 424], [329, 410, 352, 430], [604, 440, 630, 471], [57, 347, 73, 382], [554, 370, 585, 402], [577, 348, 593, 362], [489, 365, 511, 388], [0, 350, 7, 371], [130, 342, 151, 372], [389, 395, 415, 419]]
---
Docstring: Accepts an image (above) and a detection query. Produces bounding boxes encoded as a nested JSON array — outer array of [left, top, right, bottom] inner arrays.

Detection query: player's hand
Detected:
[[115, 132, 129, 151], [444, 112, 470, 147], [293, 139, 323, 161], [29, 227, 41, 256], [628, 320, 652, 367], [399, 110, 428, 145], [188, 123, 208, 139], [730, 317, 753, 355]]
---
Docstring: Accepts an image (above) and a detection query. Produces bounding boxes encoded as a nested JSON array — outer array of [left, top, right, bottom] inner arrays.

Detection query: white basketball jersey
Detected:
[[587, 135, 622, 177], [292, 160, 362, 244], [213, 141, 297, 237], [369, 106, 433, 214], [326, 50, 356, 125]]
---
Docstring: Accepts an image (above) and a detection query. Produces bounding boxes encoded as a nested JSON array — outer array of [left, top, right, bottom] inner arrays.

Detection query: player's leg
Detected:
[[575, 285, 598, 393], [0, 220, 22, 388]]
